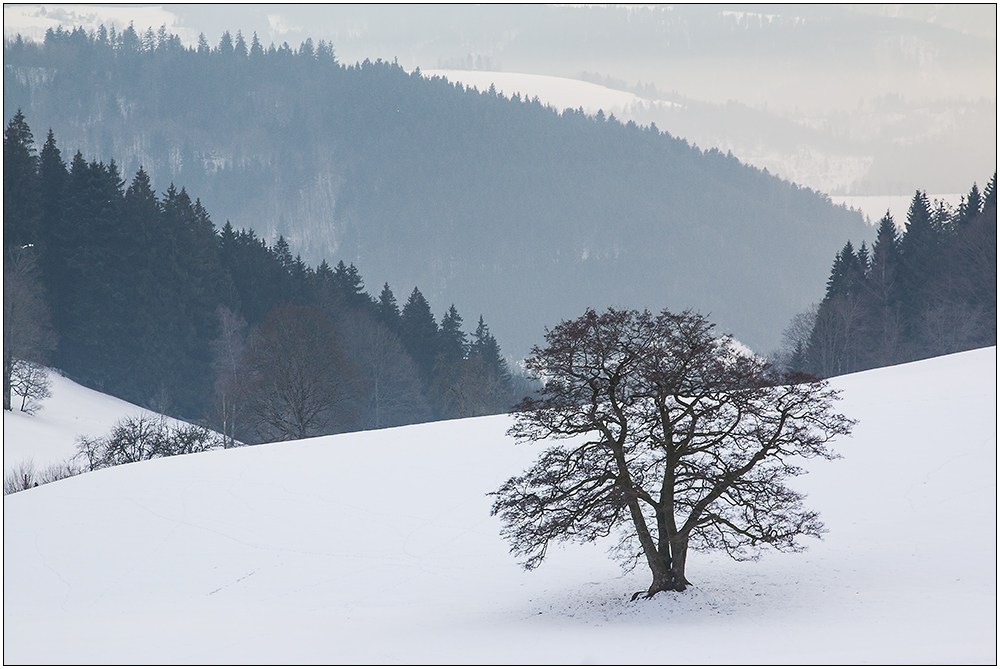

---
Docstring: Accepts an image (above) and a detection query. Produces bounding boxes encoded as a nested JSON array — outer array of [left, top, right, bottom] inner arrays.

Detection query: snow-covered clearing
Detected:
[[3, 347, 996, 663], [420, 68, 663, 117]]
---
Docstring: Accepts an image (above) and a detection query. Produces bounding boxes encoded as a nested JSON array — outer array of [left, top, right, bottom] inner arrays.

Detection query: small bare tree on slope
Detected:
[[491, 308, 854, 599]]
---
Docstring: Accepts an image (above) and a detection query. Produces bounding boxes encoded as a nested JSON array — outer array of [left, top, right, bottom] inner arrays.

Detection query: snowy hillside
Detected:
[[3, 348, 996, 664], [3, 370, 192, 472], [421, 68, 659, 117]]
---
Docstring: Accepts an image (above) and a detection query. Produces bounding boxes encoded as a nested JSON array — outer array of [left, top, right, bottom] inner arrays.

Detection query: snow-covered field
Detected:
[[3, 348, 996, 663]]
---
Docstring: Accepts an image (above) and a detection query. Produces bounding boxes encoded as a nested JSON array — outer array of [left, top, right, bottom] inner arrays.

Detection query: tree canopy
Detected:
[[493, 307, 854, 598]]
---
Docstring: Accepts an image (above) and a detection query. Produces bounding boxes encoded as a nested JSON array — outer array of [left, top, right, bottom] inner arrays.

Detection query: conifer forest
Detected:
[[4, 25, 872, 359], [4, 111, 521, 442], [3, 22, 996, 442]]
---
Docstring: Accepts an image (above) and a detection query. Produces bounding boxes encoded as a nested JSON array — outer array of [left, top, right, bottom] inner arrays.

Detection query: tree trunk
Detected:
[[668, 534, 690, 591], [633, 534, 690, 599], [3, 352, 11, 411]]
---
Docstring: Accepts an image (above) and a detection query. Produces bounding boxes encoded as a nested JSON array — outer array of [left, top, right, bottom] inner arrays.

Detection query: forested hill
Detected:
[[3, 26, 871, 356]]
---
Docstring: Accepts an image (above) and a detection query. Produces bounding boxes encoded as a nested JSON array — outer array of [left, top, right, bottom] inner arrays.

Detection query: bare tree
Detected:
[[210, 306, 249, 447], [433, 356, 493, 419], [338, 311, 430, 429], [9, 359, 51, 414], [3, 246, 56, 411], [3, 460, 38, 494], [74, 414, 168, 470], [3, 458, 81, 495], [774, 304, 817, 373], [242, 305, 365, 442], [807, 292, 869, 377], [73, 414, 223, 471], [492, 308, 854, 599], [919, 300, 987, 357]]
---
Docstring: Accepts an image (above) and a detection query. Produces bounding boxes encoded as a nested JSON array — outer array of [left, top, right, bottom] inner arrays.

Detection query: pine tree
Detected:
[[333, 260, 368, 310], [250, 32, 264, 60], [983, 172, 997, 213], [376, 283, 401, 331], [217, 31, 234, 57], [868, 212, 899, 295], [824, 241, 863, 299], [274, 235, 293, 268], [55, 155, 127, 388], [958, 182, 983, 228], [469, 315, 513, 398], [864, 212, 904, 368], [438, 304, 467, 364], [119, 168, 164, 402], [400, 287, 439, 385], [3, 110, 39, 250], [898, 189, 941, 331], [234, 30, 248, 59], [36, 128, 68, 297]]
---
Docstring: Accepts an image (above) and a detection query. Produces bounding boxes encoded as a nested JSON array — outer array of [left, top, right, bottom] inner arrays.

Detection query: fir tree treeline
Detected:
[[3, 113, 520, 441], [780, 176, 997, 377], [3, 24, 870, 357]]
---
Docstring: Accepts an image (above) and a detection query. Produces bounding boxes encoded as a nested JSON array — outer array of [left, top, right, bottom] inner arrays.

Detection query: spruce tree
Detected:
[[56, 155, 127, 389], [868, 211, 899, 302], [400, 287, 439, 385], [3, 110, 39, 250], [274, 235, 293, 268], [898, 189, 941, 330], [376, 283, 401, 331], [983, 172, 997, 213], [438, 304, 468, 364], [36, 128, 68, 301], [469, 315, 512, 393], [959, 183, 983, 227], [333, 260, 368, 310]]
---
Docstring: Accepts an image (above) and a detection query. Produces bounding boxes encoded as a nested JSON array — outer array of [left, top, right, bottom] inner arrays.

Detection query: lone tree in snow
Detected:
[[491, 308, 854, 599]]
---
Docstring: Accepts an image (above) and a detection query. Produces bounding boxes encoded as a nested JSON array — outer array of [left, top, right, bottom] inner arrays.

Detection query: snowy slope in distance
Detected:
[[3, 370, 176, 471], [3, 347, 996, 664], [419, 68, 660, 117]]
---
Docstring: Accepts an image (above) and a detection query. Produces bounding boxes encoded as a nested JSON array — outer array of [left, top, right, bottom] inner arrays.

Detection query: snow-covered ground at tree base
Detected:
[[3, 347, 996, 664]]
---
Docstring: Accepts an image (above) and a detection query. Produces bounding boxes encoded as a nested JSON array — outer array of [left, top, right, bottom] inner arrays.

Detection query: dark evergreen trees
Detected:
[[438, 305, 468, 365], [2, 114, 531, 430], [36, 129, 68, 283], [400, 288, 440, 386], [4, 26, 871, 359], [3, 110, 39, 250], [801, 178, 996, 377], [375, 282, 401, 331]]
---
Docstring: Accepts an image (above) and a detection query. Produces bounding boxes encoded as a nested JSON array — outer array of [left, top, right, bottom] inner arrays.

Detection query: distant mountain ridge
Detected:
[[3, 27, 871, 356]]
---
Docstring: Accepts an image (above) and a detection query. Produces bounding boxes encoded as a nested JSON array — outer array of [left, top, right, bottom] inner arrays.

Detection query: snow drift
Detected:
[[3, 347, 996, 663]]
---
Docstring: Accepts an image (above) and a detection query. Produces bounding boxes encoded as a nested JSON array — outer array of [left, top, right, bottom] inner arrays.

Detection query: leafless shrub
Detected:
[[10, 359, 51, 414], [3, 459, 37, 494], [4, 457, 85, 495], [74, 414, 224, 471]]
